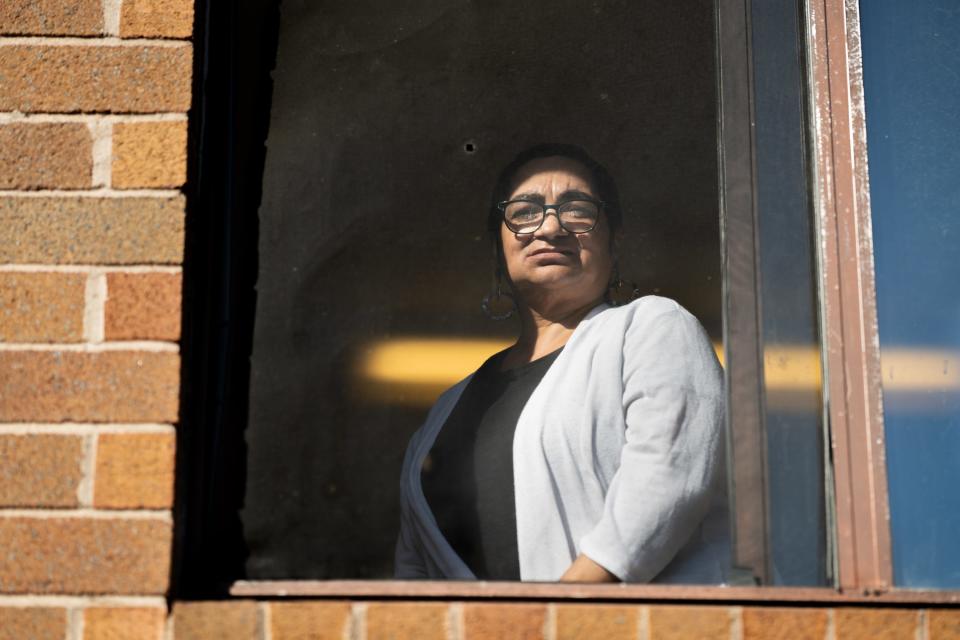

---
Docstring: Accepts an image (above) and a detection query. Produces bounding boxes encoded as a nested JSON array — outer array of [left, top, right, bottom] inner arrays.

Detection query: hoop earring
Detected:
[[605, 262, 641, 307], [481, 282, 517, 320]]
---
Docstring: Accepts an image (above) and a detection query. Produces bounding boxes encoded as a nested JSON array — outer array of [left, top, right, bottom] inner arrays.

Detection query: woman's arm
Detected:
[[560, 554, 620, 582], [577, 302, 725, 582]]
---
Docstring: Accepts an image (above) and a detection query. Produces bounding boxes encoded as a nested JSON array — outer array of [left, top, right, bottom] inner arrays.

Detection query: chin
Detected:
[[516, 271, 589, 295]]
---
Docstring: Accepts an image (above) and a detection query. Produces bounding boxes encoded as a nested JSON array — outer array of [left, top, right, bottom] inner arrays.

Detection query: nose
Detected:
[[534, 207, 569, 238]]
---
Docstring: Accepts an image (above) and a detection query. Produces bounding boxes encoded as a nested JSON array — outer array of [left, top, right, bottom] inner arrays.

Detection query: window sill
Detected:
[[230, 580, 960, 605]]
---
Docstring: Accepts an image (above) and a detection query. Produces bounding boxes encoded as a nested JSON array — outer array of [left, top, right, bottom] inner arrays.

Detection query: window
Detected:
[[242, 0, 729, 582], [861, 0, 960, 589], [175, 0, 955, 601]]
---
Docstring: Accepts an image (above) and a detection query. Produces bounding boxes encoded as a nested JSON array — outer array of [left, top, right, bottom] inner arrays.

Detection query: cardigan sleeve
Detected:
[[394, 376, 474, 579], [394, 424, 429, 578], [578, 302, 725, 582]]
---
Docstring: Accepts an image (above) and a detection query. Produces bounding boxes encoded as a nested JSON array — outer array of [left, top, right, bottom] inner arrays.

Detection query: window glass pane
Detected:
[[861, 0, 960, 588], [750, 0, 828, 587], [718, 0, 828, 588], [242, 0, 724, 579]]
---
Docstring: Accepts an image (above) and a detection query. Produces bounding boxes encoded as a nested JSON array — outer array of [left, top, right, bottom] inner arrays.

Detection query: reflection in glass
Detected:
[[861, 0, 960, 588]]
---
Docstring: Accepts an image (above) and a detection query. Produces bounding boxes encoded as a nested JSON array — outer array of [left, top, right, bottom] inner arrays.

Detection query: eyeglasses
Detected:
[[498, 199, 603, 234]]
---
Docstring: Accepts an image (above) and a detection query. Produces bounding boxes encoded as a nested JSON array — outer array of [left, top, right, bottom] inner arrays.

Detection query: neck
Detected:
[[502, 296, 604, 368]]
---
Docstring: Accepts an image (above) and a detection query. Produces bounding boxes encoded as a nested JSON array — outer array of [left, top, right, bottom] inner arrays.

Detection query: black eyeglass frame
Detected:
[[496, 198, 606, 234]]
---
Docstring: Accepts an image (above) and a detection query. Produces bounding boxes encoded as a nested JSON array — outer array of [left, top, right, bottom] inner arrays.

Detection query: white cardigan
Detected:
[[395, 296, 730, 583]]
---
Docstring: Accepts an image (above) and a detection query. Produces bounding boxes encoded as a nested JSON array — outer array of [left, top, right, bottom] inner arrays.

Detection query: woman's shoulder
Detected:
[[623, 294, 687, 318], [584, 295, 716, 363], [587, 294, 695, 333]]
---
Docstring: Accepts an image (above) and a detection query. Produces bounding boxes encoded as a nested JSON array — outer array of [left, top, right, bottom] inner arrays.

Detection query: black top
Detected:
[[420, 348, 563, 580]]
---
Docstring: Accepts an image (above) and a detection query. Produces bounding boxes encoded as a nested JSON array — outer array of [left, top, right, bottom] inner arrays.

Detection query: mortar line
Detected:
[[261, 602, 273, 640], [0, 424, 175, 435], [67, 606, 83, 640], [917, 609, 928, 640], [82, 271, 107, 342], [76, 433, 96, 507], [0, 508, 171, 519], [102, 0, 122, 36], [89, 120, 112, 189], [350, 602, 367, 640], [0, 595, 167, 607], [0, 113, 187, 124], [0, 341, 178, 352], [0, 188, 182, 197], [164, 608, 176, 640], [545, 603, 557, 640], [447, 603, 463, 640], [729, 606, 743, 640], [638, 605, 650, 640], [0, 37, 190, 47], [0, 265, 182, 274]]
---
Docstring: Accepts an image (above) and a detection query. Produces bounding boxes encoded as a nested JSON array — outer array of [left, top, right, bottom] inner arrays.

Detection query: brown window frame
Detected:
[[805, 0, 893, 594], [180, 0, 954, 603]]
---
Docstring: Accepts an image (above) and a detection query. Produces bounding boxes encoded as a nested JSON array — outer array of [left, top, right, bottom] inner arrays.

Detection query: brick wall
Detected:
[[2, 1, 958, 639], [170, 601, 958, 639], [0, 0, 189, 637]]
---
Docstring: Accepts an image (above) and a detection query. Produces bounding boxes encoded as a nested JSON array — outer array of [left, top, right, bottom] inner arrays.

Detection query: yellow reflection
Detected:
[[361, 338, 514, 385], [881, 348, 960, 392], [762, 345, 822, 390], [354, 337, 959, 409], [356, 338, 513, 407]]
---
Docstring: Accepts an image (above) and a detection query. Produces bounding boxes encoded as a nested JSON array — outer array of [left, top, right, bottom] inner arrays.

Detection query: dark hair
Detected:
[[487, 143, 623, 250]]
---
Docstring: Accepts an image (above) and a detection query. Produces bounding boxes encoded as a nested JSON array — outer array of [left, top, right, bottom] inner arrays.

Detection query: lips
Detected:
[[529, 247, 573, 257]]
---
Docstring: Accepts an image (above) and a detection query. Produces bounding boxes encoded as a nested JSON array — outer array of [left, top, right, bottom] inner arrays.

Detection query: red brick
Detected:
[[269, 601, 351, 640], [463, 604, 546, 640], [0, 196, 185, 265], [120, 0, 194, 39], [930, 609, 960, 640], [0, 272, 86, 342], [834, 608, 919, 640], [743, 607, 827, 640], [0, 123, 92, 189], [556, 604, 637, 640], [0, 45, 192, 113], [0, 350, 180, 422], [0, 434, 84, 507], [105, 272, 182, 341], [0, 517, 171, 594], [0, 607, 66, 640], [0, 0, 102, 36], [112, 121, 188, 189], [84, 606, 166, 640], [648, 605, 730, 640], [367, 602, 447, 640], [173, 601, 259, 640], [94, 432, 175, 509]]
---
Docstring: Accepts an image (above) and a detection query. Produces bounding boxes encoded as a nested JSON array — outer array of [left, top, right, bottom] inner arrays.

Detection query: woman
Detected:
[[396, 144, 729, 583]]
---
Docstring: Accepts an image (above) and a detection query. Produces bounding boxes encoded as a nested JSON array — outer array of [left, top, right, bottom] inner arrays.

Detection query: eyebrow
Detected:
[[510, 189, 596, 202]]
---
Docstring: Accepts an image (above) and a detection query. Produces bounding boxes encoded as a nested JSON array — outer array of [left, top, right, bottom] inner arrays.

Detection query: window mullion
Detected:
[[804, 0, 893, 593], [717, 0, 773, 587]]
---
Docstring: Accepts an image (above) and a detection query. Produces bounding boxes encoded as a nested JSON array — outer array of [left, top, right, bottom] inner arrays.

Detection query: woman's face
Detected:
[[500, 156, 614, 310]]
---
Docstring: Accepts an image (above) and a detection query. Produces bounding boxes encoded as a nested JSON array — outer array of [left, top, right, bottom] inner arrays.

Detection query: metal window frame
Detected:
[[804, 0, 893, 593], [717, 0, 895, 593], [715, 0, 771, 587]]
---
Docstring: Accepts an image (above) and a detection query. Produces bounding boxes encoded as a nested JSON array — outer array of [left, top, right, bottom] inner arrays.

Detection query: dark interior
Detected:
[[241, 0, 721, 579]]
